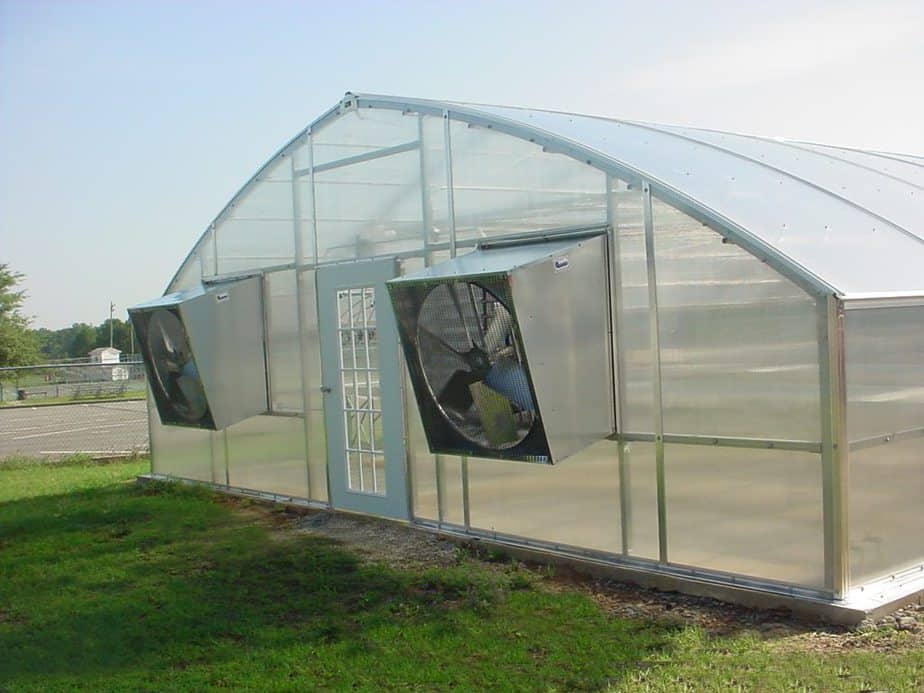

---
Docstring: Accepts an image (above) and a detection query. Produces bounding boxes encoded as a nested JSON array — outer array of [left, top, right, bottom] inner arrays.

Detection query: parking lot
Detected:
[[0, 400, 149, 459]]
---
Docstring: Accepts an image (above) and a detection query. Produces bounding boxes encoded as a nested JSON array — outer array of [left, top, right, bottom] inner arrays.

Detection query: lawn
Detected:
[[1, 459, 921, 691]]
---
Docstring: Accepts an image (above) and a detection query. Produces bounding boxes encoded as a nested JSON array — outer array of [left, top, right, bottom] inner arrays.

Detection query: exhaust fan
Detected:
[[388, 234, 613, 464], [129, 277, 268, 430]]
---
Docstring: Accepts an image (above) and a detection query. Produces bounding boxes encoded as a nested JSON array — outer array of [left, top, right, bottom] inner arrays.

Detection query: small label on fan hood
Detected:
[[215, 292, 230, 303], [553, 256, 570, 272]]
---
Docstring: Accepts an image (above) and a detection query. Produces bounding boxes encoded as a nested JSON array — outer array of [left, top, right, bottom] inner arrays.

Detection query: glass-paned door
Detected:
[[317, 259, 408, 519]]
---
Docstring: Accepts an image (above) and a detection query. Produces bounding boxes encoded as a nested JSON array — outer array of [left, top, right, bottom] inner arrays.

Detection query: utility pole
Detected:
[[110, 301, 115, 348]]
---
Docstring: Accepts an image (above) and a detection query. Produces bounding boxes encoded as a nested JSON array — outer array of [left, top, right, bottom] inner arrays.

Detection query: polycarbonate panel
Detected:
[[846, 305, 924, 584], [439, 456, 465, 525], [226, 415, 308, 499], [149, 400, 216, 482], [652, 200, 821, 441], [215, 219, 294, 275], [665, 445, 824, 587], [228, 180, 293, 221], [306, 409, 328, 502], [407, 367, 439, 521], [168, 248, 205, 293], [650, 124, 922, 238], [462, 104, 924, 296], [314, 148, 424, 262], [623, 440, 659, 559], [611, 180, 652, 433], [448, 120, 606, 243], [420, 115, 451, 247], [198, 228, 217, 281], [312, 107, 418, 167], [795, 142, 924, 189], [845, 306, 924, 441], [265, 270, 303, 412], [849, 438, 924, 584], [466, 439, 620, 553]]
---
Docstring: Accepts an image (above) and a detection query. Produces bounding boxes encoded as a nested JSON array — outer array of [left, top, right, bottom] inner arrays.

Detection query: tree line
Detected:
[[1, 263, 136, 368]]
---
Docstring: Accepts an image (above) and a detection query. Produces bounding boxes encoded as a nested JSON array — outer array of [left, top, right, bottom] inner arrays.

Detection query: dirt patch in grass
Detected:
[[228, 497, 924, 656]]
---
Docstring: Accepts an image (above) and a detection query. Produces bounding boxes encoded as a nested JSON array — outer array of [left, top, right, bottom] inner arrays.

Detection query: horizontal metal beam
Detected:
[[842, 294, 924, 310], [849, 426, 924, 452], [295, 140, 420, 177], [619, 431, 823, 453]]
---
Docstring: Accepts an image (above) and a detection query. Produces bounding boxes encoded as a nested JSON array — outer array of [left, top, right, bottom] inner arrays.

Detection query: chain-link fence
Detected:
[[0, 360, 150, 461]]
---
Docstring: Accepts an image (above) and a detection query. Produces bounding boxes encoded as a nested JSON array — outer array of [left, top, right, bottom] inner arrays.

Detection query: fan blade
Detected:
[[483, 359, 534, 412], [483, 308, 513, 355], [418, 324, 469, 359], [448, 283, 476, 348]]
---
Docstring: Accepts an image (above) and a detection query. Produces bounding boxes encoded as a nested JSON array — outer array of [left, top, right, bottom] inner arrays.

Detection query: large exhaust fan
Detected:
[[388, 234, 613, 464], [129, 277, 268, 430]]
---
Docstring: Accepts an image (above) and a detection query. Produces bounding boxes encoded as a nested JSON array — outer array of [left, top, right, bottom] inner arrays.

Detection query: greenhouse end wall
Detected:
[[145, 97, 924, 611]]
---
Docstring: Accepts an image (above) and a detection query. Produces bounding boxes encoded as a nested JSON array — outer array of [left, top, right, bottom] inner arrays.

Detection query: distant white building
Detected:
[[88, 347, 121, 364]]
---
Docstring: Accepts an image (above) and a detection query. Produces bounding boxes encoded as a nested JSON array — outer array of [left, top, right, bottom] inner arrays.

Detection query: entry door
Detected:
[[317, 259, 408, 520]]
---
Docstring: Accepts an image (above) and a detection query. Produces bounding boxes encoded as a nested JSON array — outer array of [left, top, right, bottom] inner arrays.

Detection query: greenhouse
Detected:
[[132, 93, 924, 621]]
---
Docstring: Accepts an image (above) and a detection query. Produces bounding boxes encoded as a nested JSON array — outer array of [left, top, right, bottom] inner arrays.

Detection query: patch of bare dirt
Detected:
[[227, 498, 924, 653]]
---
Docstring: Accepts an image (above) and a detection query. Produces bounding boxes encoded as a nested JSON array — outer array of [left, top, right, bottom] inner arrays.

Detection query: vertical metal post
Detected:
[[222, 429, 231, 487], [819, 295, 849, 597], [442, 110, 457, 259], [211, 224, 219, 277], [439, 108, 464, 526], [461, 456, 471, 530], [291, 144, 314, 500], [642, 182, 668, 563], [606, 175, 632, 555], [418, 114, 434, 258]]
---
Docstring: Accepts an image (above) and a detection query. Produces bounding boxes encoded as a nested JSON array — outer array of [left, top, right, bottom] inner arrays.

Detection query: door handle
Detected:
[[320, 385, 332, 394]]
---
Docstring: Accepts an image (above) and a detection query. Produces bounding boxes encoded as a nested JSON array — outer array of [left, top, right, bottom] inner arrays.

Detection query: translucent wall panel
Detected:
[[623, 441, 660, 560], [849, 439, 924, 584], [449, 121, 607, 243], [665, 445, 824, 587], [168, 241, 206, 293], [314, 149, 425, 261], [213, 156, 295, 275], [845, 306, 924, 441], [846, 305, 924, 583], [466, 440, 621, 554], [611, 180, 652, 433], [226, 415, 308, 499], [652, 200, 821, 441], [299, 268, 328, 502], [149, 398, 217, 482], [264, 270, 303, 412], [312, 107, 418, 167], [419, 115, 451, 248]]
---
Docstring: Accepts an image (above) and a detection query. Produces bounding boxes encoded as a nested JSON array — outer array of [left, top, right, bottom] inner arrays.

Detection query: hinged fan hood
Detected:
[[129, 277, 268, 430], [387, 234, 613, 464]]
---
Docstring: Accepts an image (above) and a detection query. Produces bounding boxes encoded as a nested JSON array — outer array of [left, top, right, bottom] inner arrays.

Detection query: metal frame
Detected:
[[641, 182, 669, 564], [818, 295, 849, 597]]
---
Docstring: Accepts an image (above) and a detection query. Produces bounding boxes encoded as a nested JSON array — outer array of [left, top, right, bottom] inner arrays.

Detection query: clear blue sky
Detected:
[[2, 0, 922, 328]]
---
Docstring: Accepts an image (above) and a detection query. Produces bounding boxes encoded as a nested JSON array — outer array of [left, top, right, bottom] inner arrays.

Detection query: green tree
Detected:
[[0, 264, 40, 367]]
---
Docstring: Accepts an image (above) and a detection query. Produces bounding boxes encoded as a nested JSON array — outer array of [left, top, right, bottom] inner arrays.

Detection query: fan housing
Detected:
[[388, 234, 613, 464]]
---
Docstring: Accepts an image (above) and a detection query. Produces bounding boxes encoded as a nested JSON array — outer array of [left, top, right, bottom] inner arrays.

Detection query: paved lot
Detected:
[[0, 400, 149, 459]]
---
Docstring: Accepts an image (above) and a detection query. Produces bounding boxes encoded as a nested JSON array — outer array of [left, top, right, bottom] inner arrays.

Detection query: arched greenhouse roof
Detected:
[[175, 93, 924, 299]]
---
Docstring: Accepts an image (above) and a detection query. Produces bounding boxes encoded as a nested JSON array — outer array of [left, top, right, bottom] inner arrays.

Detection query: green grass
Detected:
[[1, 460, 922, 691]]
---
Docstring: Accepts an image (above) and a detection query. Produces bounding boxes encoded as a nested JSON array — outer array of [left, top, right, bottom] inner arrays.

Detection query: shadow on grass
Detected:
[[0, 481, 682, 690]]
